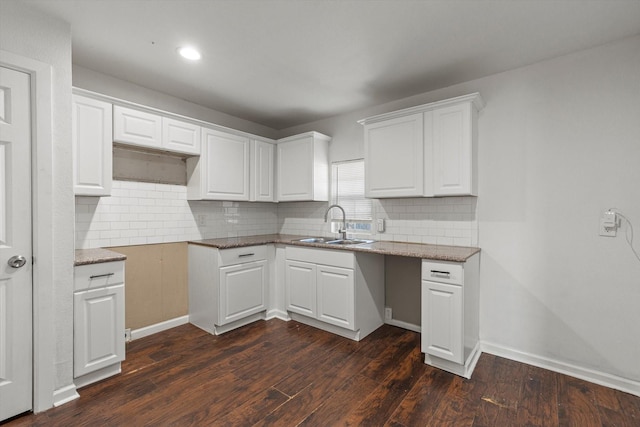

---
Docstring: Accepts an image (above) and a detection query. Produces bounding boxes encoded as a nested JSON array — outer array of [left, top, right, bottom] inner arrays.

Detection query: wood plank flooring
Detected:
[[4, 320, 640, 426]]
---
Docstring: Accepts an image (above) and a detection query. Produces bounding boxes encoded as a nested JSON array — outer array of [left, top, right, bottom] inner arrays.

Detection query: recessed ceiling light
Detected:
[[178, 46, 201, 61]]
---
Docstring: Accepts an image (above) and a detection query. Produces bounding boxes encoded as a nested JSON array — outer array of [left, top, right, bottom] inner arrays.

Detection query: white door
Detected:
[[316, 265, 354, 330], [74, 284, 125, 377], [218, 260, 267, 325], [421, 280, 463, 364], [284, 260, 316, 317], [250, 140, 275, 202], [277, 137, 313, 201], [0, 66, 33, 420], [202, 128, 250, 201], [364, 113, 424, 198]]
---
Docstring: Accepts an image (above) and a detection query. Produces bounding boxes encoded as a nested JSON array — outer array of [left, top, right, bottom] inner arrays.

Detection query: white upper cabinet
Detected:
[[364, 113, 424, 198], [162, 117, 201, 155], [72, 94, 113, 196], [277, 132, 331, 202], [188, 128, 251, 201], [250, 140, 276, 202], [113, 105, 162, 149], [114, 105, 201, 155], [359, 93, 483, 198]]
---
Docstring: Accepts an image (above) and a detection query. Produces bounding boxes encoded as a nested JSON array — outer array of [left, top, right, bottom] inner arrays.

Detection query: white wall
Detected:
[[280, 35, 640, 384], [73, 65, 280, 139], [0, 0, 74, 404]]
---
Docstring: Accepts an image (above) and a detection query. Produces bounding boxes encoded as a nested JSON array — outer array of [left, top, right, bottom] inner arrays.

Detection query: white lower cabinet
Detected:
[[189, 244, 270, 334], [219, 259, 268, 325], [73, 261, 125, 388], [316, 265, 355, 330], [421, 254, 480, 378], [284, 246, 383, 341]]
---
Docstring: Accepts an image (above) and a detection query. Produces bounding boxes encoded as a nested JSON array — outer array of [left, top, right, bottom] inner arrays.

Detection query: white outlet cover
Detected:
[[599, 218, 616, 237]]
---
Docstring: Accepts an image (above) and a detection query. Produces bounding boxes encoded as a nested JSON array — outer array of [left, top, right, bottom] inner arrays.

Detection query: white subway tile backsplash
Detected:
[[76, 182, 478, 249]]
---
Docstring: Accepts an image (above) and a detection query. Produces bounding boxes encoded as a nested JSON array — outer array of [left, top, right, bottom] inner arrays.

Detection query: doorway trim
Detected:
[[0, 49, 55, 412]]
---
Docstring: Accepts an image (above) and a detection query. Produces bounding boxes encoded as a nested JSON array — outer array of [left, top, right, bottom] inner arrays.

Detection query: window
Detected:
[[330, 160, 372, 234]]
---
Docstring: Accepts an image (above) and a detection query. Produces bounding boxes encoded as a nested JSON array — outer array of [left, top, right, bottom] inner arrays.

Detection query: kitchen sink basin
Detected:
[[295, 237, 328, 243], [326, 239, 375, 245]]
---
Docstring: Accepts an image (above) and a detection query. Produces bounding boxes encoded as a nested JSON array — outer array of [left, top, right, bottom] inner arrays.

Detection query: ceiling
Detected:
[[21, 0, 640, 130]]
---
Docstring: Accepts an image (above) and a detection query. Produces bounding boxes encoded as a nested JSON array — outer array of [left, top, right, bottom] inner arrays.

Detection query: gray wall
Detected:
[[279, 35, 640, 382]]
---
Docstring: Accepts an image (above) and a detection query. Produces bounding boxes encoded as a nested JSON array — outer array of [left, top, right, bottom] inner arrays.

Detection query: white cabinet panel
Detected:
[[74, 284, 125, 377], [421, 280, 463, 364], [316, 265, 354, 330], [277, 132, 330, 202], [432, 103, 474, 196], [364, 113, 424, 198], [250, 140, 275, 202], [219, 260, 267, 325], [113, 105, 162, 149], [72, 95, 112, 196], [285, 259, 316, 317], [189, 128, 250, 200], [162, 117, 201, 155]]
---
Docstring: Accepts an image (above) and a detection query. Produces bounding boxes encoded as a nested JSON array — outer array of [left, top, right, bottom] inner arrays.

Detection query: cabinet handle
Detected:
[[90, 272, 115, 279], [238, 253, 255, 258], [430, 270, 451, 278]]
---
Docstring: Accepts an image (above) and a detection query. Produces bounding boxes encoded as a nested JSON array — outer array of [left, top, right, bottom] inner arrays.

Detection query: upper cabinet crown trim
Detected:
[[72, 87, 276, 144], [357, 93, 484, 126], [276, 131, 332, 144]]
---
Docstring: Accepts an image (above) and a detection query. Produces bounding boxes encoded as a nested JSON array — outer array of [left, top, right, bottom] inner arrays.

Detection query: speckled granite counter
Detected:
[[189, 234, 480, 262], [75, 248, 127, 266]]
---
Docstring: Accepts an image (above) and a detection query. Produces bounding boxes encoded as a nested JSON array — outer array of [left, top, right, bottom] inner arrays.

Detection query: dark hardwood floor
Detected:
[[5, 320, 640, 426]]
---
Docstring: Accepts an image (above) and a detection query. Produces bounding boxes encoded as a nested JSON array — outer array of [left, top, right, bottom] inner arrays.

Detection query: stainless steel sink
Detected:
[[295, 237, 328, 244], [326, 239, 375, 245]]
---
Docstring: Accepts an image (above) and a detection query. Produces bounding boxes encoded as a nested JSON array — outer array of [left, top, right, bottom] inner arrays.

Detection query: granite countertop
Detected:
[[189, 234, 480, 262], [75, 248, 127, 266]]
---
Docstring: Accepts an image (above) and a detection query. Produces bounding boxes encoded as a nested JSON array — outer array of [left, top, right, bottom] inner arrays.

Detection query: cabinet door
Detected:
[[219, 260, 267, 325], [432, 103, 473, 196], [421, 280, 463, 364], [364, 113, 424, 198], [72, 95, 112, 196], [250, 140, 275, 202], [113, 105, 162, 149], [285, 260, 316, 317], [277, 136, 313, 201], [202, 128, 250, 200], [162, 117, 201, 155], [316, 265, 355, 330], [74, 284, 125, 377]]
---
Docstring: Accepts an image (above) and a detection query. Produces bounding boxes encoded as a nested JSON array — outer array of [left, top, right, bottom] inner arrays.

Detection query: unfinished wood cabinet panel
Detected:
[[111, 242, 188, 330]]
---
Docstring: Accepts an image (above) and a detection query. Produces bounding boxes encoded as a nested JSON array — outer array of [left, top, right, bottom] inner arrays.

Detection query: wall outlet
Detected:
[[196, 214, 207, 226], [125, 328, 132, 342], [377, 218, 385, 233], [384, 307, 392, 320]]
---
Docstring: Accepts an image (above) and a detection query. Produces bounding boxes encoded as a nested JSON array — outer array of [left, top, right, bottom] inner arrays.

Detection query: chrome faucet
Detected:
[[324, 204, 347, 240]]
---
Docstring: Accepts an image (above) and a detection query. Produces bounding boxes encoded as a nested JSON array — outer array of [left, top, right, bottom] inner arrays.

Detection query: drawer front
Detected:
[[218, 245, 268, 267], [74, 261, 125, 291], [422, 260, 463, 285], [285, 246, 353, 269]]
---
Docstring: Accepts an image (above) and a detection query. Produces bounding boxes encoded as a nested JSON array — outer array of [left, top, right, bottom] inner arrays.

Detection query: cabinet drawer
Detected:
[[218, 245, 268, 266], [422, 260, 463, 285], [74, 261, 125, 291], [286, 246, 353, 269]]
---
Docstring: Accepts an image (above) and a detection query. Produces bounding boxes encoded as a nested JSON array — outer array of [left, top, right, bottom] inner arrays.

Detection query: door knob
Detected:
[[8, 255, 27, 268]]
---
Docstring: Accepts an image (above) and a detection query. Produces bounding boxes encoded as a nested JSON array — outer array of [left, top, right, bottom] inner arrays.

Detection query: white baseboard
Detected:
[[52, 384, 79, 407], [266, 309, 290, 321], [385, 318, 421, 333], [481, 341, 640, 398], [131, 315, 190, 341]]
